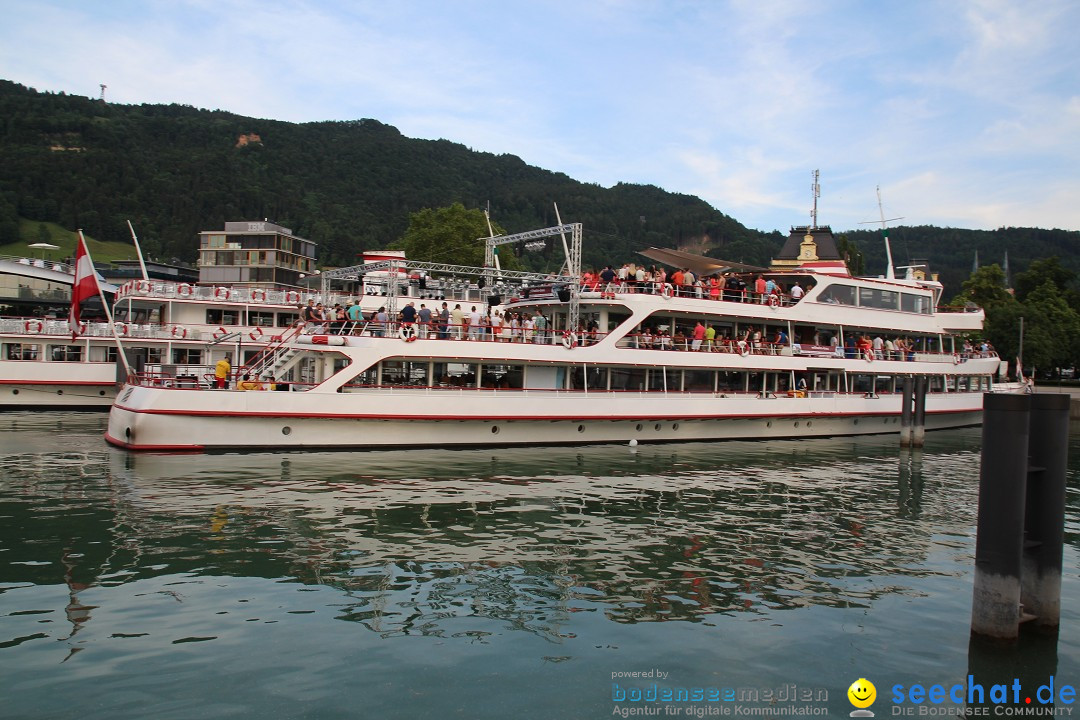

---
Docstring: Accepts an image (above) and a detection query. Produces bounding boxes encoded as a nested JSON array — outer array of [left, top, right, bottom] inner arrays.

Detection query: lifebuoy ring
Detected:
[[737, 340, 749, 357], [249, 288, 267, 303], [115, 323, 130, 337], [249, 327, 264, 342], [953, 353, 962, 365], [864, 352, 874, 363], [171, 325, 187, 340], [24, 319, 43, 334], [214, 287, 231, 301], [212, 326, 228, 340], [135, 280, 152, 293], [77, 321, 87, 335], [177, 283, 194, 298], [767, 294, 779, 308], [562, 331, 577, 349], [285, 291, 300, 304], [398, 324, 417, 341], [661, 283, 673, 298]]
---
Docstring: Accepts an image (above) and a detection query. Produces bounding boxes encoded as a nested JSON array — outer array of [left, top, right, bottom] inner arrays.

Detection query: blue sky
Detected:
[[3, 0, 1079, 234]]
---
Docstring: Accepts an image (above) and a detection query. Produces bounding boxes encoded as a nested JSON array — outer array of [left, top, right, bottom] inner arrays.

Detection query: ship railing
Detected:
[[568, 282, 797, 307], [134, 365, 213, 389], [238, 324, 305, 380], [113, 280, 354, 308]]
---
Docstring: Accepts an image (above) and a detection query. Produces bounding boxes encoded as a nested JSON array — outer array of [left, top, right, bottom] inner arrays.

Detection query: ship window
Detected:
[[382, 360, 430, 387], [858, 287, 900, 310], [570, 365, 607, 390], [717, 371, 744, 392], [818, 284, 856, 305], [901, 293, 932, 314], [206, 308, 242, 326], [647, 367, 672, 391], [875, 376, 894, 393], [88, 346, 118, 363], [684, 369, 714, 392], [5, 343, 39, 361], [48, 345, 83, 362], [610, 366, 646, 391], [172, 348, 202, 364], [852, 374, 874, 393], [481, 363, 522, 389], [277, 312, 299, 327], [249, 311, 275, 327], [433, 362, 476, 387]]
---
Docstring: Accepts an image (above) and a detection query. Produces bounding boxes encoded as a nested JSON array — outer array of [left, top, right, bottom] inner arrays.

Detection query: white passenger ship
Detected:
[[0, 252, 489, 409], [106, 223, 1005, 451]]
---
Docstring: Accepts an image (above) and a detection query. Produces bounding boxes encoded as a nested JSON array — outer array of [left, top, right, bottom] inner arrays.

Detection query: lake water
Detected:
[[1, 412, 1078, 720]]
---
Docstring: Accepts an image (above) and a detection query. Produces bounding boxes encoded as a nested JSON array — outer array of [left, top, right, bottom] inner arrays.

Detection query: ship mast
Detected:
[[810, 170, 820, 230], [859, 185, 903, 280]]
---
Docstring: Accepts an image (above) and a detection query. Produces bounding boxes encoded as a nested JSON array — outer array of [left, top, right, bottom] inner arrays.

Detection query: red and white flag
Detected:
[[69, 231, 101, 339]]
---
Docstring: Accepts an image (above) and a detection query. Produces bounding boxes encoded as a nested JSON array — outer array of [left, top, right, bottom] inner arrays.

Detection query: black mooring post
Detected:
[[912, 375, 927, 447], [900, 376, 914, 447], [972, 393, 1031, 640], [1021, 393, 1070, 631]]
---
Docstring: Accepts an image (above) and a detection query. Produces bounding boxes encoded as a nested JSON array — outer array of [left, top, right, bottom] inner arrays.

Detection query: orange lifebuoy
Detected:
[[171, 326, 187, 340], [177, 283, 194, 297], [285, 291, 300, 304], [767, 294, 779, 308], [249, 327, 264, 342], [24, 319, 43, 333], [115, 323, 130, 337], [212, 326, 228, 340], [661, 284, 673, 298], [135, 280, 152, 293], [214, 287, 231, 301], [249, 288, 267, 303]]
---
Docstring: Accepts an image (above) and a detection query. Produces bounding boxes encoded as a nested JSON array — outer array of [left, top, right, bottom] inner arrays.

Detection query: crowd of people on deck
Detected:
[[578, 264, 807, 306]]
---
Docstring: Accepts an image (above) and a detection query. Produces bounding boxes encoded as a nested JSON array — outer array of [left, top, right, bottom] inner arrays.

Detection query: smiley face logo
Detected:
[[848, 678, 876, 716]]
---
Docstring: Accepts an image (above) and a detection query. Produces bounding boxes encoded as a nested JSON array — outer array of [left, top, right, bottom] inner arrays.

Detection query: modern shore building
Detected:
[[198, 221, 316, 290]]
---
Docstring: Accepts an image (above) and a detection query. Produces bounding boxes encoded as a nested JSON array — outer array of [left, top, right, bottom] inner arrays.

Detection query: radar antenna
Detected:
[[858, 185, 903, 280]]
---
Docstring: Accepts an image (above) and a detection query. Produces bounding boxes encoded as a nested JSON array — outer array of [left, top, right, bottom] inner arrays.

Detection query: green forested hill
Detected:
[[0, 79, 757, 272], [0, 78, 1076, 295]]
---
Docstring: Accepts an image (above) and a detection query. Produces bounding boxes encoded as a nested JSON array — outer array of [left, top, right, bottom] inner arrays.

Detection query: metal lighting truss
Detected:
[[320, 223, 583, 333]]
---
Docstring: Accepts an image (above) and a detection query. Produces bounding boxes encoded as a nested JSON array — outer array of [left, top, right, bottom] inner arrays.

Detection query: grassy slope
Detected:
[[0, 219, 146, 263]]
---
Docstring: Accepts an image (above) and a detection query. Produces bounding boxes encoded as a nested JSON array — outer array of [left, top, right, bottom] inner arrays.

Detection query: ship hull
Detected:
[[106, 383, 983, 451]]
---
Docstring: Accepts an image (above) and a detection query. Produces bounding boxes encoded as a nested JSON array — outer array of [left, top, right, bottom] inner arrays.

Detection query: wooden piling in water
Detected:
[[1021, 393, 1070, 631], [900, 376, 913, 447], [971, 393, 1030, 640], [912, 375, 927, 448]]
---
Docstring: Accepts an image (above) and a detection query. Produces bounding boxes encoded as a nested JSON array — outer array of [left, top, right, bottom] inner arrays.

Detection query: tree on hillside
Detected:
[[984, 280, 1080, 374], [397, 203, 521, 270], [835, 234, 865, 276], [953, 264, 1014, 309], [1013, 256, 1077, 304]]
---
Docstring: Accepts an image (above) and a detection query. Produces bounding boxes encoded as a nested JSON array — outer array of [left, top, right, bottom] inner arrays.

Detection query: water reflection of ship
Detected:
[[96, 437, 980, 631]]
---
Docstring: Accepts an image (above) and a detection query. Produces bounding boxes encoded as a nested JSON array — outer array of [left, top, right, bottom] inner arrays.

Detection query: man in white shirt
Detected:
[[468, 306, 483, 341], [790, 282, 804, 301]]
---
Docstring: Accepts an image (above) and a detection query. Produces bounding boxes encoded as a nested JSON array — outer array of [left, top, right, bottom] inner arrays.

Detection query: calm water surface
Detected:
[[1, 413, 1079, 719]]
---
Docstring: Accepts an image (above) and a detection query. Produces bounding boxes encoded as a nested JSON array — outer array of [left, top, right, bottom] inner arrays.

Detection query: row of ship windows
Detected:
[[340, 360, 991, 394]]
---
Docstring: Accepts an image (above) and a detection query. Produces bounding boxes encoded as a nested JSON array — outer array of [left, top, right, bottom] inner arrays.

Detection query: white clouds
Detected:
[[1, 0, 1078, 232]]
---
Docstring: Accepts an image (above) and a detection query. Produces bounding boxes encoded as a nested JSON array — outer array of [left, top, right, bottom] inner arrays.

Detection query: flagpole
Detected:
[[126, 220, 150, 281], [77, 230, 135, 380]]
